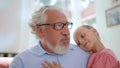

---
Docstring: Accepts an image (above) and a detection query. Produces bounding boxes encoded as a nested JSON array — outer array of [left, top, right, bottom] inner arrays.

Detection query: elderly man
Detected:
[[9, 5, 89, 68]]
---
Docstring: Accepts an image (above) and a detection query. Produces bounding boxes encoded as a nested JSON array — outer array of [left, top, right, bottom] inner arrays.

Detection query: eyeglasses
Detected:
[[38, 22, 73, 30]]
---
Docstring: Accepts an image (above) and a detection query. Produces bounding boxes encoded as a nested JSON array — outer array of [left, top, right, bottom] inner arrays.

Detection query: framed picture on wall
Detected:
[[105, 3, 120, 27]]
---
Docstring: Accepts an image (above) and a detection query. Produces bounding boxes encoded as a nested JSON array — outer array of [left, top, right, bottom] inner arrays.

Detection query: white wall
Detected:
[[95, 0, 120, 59], [0, 0, 21, 53], [0, 0, 35, 53], [70, 0, 83, 44], [19, 0, 35, 52]]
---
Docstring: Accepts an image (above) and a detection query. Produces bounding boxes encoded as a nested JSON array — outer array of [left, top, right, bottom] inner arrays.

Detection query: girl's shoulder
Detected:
[[88, 49, 119, 68]]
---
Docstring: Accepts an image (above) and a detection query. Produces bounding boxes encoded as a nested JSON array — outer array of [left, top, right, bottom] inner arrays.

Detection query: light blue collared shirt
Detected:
[[9, 43, 90, 68]]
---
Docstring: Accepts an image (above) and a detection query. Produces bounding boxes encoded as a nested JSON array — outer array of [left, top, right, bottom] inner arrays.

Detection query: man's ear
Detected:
[[35, 25, 44, 38]]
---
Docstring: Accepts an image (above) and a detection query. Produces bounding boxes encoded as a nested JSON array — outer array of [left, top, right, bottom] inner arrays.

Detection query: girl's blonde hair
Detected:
[[73, 25, 94, 45]]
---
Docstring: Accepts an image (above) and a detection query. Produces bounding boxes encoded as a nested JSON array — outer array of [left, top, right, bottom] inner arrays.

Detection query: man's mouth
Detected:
[[61, 38, 70, 45], [63, 38, 69, 42]]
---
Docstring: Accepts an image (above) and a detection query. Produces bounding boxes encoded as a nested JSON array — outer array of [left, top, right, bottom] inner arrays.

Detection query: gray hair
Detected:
[[29, 5, 61, 34]]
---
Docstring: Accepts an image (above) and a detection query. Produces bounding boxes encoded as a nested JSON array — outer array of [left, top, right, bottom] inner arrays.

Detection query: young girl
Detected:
[[73, 25, 119, 68], [41, 25, 120, 68]]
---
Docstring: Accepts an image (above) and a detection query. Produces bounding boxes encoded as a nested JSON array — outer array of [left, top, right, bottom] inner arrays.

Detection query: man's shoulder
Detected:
[[69, 43, 78, 49], [14, 45, 39, 59], [69, 43, 90, 55], [70, 43, 83, 50]]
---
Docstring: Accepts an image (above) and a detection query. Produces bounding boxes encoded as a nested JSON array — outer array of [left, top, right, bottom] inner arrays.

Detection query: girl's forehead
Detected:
[[79, 27, 88, 32], [77, 27, 90, 35]]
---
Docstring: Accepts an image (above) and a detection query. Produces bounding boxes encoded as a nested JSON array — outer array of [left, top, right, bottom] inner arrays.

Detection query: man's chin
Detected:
[[54, 45, 69, 54], [54, 50, 68, 54]]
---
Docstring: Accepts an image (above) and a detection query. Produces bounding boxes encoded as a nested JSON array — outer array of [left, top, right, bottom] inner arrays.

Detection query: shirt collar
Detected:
[[37, 42, 48, 56]]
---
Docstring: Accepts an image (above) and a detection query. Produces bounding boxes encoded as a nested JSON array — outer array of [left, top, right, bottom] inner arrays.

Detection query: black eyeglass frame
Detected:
[[38, 22, 73, 30]]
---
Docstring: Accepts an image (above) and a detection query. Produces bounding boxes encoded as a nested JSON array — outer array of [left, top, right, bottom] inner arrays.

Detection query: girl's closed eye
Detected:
[[81, 33, 85, 38]]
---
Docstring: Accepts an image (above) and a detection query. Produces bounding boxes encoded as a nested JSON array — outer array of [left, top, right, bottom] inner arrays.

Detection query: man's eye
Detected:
[[57, 24, 62, 27]]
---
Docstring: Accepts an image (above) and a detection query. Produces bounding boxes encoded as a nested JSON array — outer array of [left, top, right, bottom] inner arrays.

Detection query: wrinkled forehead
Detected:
[[45, 9, 67, 24]]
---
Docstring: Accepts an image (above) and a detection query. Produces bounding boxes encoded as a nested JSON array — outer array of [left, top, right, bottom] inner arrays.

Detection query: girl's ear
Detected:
[[90, 28, 99, 35], [91, 28, 100, 37], [90, 28, 96, 32], [90, 28, 97, 33]]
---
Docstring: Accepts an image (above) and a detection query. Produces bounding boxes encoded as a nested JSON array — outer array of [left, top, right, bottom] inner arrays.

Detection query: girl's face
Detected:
[[77, 27, 98, 52]]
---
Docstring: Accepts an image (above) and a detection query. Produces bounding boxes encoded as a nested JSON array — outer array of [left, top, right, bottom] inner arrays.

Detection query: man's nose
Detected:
[[61, 26, 70, 35]]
